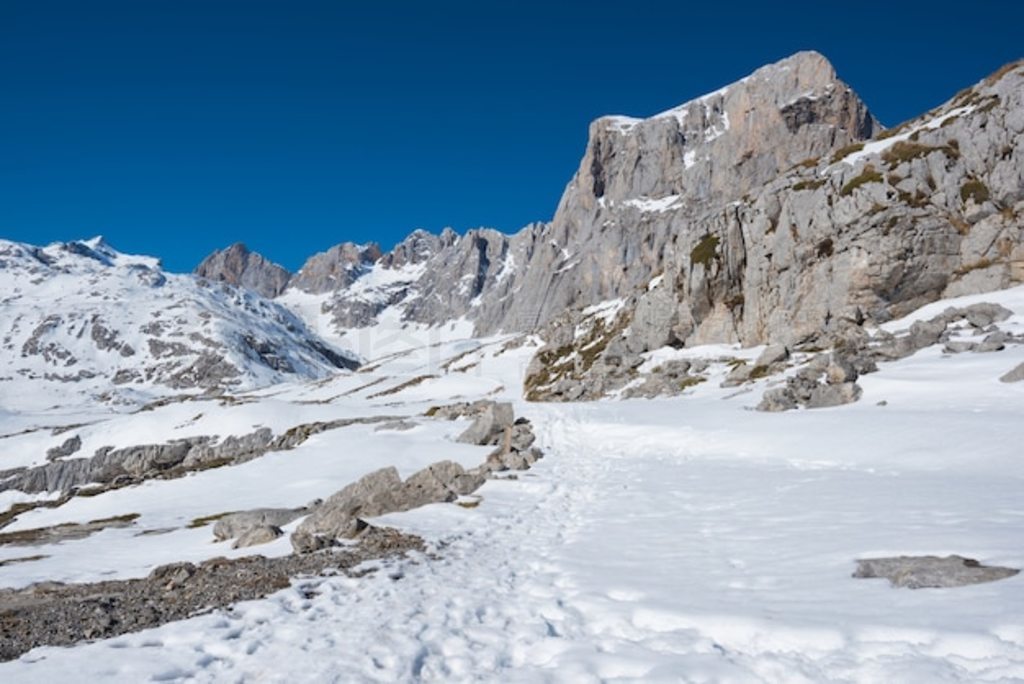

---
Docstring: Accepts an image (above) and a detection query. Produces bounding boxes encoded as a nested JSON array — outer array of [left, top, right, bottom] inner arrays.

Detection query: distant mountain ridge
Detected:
[[196, 52, 1022, 353], [0, 237, 358, 411], [198, 51, 887, 331], [194, 243, 291, 299]]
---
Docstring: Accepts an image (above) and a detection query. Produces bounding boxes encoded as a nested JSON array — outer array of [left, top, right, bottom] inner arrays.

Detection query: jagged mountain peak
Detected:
[[600, 50, 864, 133], [12, 236, 162, 273], [195, 242, 292, 299], [219, 241, 252, 255], [754, 49, 836, 81], [290, 241, 383, 294], [379, 227, 458, 269], [573, 57, 879, 228], [79, 235, 116, 256]]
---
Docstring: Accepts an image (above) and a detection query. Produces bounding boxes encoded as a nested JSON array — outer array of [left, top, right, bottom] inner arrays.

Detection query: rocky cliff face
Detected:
[[187, 52, 1024, 404], [194, 243, 292, 298], [522, 58, 1024, 399], [260, 51, 885, 337], [290, 242, 383, 294], [456, 50, 883, 335]]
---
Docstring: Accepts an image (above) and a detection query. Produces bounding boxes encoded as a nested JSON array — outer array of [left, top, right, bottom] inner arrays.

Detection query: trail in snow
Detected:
[[4, 286, 1024, 681], [5, 402, 1023, 682]]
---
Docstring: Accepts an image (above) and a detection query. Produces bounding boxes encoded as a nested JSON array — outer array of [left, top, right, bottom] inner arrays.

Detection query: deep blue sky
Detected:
[[2, 1, 1021, 273]]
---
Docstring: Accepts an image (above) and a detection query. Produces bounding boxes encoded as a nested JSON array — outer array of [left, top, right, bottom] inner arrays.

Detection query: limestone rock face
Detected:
[[521, 58, 1024, 399], [194, 243, 291, 298], [379, 229, 455, 269], [290, 242, 383, 294], [185, 53, 1024, 410], [460, 51, 882, 337], [282, 52, 886, 339], [401, 227, 529, 328]]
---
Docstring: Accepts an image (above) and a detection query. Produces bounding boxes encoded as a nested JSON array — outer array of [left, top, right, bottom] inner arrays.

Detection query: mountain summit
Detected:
[[187, 52, 1023, 401], [195, 242, 292, 298]]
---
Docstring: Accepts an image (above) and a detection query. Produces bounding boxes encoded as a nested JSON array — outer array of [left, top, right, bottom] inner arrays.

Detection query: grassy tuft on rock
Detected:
[[690, 234, 720, 268], [840, 165, 883, 196]]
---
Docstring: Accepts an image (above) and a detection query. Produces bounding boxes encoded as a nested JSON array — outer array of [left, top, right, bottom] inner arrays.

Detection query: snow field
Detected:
[[1, 287, 1023, 681]]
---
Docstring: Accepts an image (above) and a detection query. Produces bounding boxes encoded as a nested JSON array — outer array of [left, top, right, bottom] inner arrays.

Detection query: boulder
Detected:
[[807, 381, 862, 409], [400, 460, 466, 509], [721, 363, 754, 388], [976, 331, 1008, 353], [659, 359, 692, 376], [291, 467, 405, 552], [452, 468, 489, 496], [854, 555, 1019, 589], [755, 344, 790, 368], [907, 320, 946, 349], [232, 525, 283, 549], [149, 561, 197, 591], [944, 341, 977, 354], [213, 506, 310, 542], [756, 387, 799, 412], [963, 302, 1014, 329], [1000, 361, 1024, 383], [509, 423, 536, 451], [46, 435, 82, 462], [848, 353, 878, 375], [485, 444, 540, 471], [825, 355, 858, 385], [426, 400, 493, 421], [757, 362, 861, 411], [874, 319, 948, 361], [456, 402, 515, 446]]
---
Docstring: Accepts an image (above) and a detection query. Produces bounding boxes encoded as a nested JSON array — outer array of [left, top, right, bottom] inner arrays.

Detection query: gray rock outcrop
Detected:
[[402, 460, 483, 506], [45, 435, 82, 462], [212, 505, 314, 543], [622, 359, 710, 399], [256, 54, 1024, 408], [290, 466, 406, 552], [1, 415, 414, 496], [512, 57, 1023, 401], [194, 243, 292, 298], [292, 405, 542, 552], [2, 436, 215, 494], [455, 402, 515, 446], [290, 460, 492, 553], [853, 555, 1020, 589], [232, 525, 284, 549], [1001, 361, 1024, 382], [290, 242, 383, 294], [0, 527, 424, 662], [756, 359, 863, 413]]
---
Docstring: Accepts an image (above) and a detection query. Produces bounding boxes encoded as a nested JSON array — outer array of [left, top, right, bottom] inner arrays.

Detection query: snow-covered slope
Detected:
[[0, 238, 358, 412], [1, 285, 1023, 680]]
